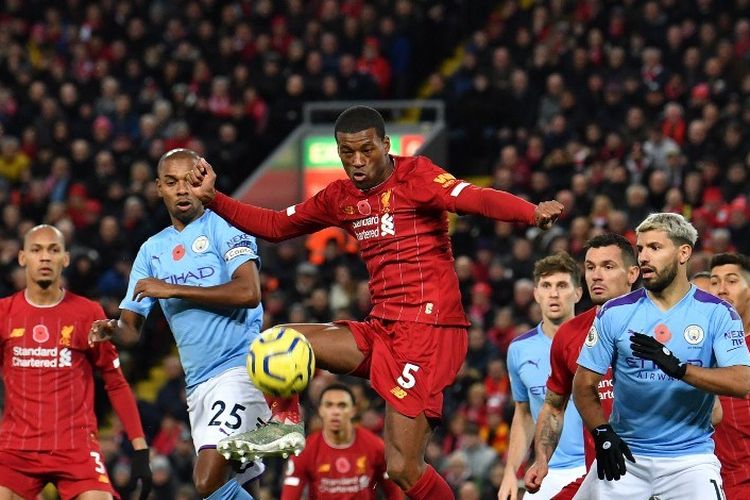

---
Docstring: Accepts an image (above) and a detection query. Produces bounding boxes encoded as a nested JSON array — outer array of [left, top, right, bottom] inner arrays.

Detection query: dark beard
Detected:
[[644, 258, 679, 293], [37, 279, 53, 289]]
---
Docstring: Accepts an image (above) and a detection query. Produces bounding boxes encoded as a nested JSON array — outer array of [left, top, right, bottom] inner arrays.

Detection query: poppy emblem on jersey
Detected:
[[585, 325, 598, 347], [32, 324, 49, 343], [192, 235, 209, 254], [335, 457, 351, 473], [357, 199, 372, 216], [172, 244, 186, 261], [654, 323, 672, 343], [683, 324, 705, 345], [380, 189, 392, 213]]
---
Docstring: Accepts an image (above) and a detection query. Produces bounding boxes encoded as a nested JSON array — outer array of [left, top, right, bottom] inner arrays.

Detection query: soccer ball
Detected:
[[247, 326, 315, 397]]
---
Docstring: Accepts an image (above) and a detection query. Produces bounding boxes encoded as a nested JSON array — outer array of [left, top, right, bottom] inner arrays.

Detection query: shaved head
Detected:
[[157, 148, 200, 177], [24, 224, 65, 250]]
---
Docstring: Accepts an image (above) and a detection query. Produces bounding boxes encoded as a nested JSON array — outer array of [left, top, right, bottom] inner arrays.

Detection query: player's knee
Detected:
[[386, 454, 422, 489], [192, 469, 225, 497]]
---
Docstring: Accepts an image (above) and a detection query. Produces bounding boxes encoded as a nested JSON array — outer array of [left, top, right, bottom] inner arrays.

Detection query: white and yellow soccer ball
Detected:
[[247, 326, 315, 397]]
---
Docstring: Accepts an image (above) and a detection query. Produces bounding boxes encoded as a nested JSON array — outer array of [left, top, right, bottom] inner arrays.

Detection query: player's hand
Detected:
[[133, 278, 176, 301], [630, 332, 687, 379], [523, 460, 549, 494], [592, 424, 635, 481], [497, 470, 519, 500], [534, 200, 564, 230], [186, 157, 217, 205], [89, 319, 117, 344], [131, 448, 153, 500]]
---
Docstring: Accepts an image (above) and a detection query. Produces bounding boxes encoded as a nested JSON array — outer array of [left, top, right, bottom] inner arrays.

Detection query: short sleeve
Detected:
[[577, 312, 615, 375], [711, 304, 750, 368], [119, 243, 156, 317], [210, 214, 260, 277], [507, 343, 529, 403], [547, 328, 574, 396]]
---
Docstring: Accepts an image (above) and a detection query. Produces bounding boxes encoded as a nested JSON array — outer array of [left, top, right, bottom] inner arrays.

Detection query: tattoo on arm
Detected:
[[538, 391, 567, 460], [544, 390, 567, 410]]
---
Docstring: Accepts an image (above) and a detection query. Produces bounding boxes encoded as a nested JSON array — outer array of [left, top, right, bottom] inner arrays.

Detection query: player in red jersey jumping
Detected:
[[0, 225, 152, 499], [710, 253, 750, 500], [522, 233, 640, 500], [281, 383, 402, 500], [187, 105, 563, 499]]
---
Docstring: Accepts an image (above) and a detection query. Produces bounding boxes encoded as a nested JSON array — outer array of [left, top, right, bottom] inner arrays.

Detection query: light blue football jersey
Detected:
[[578, 285, 750, 457], [508, 324, 586, 469], [121, 209, 263, 389]]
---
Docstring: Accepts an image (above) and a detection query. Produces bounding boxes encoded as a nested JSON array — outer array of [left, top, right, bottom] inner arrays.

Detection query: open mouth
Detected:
[[352, 172, 366, 182], [176, 200, 192, 211], [641, 268, 655, 279]]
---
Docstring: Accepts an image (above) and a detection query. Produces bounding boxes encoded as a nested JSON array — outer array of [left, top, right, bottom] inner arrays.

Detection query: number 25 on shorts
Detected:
[[397, 363, 420, 389]]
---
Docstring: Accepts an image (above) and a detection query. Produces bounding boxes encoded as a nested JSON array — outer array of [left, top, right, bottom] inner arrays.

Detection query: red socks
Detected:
[[405, 465, 454, 499], [264, 394, 301, 424]]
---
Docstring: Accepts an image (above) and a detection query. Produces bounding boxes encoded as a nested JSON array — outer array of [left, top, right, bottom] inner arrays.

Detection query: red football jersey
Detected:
[[211, 155, 538, 327], [0, 291, 123, 450], [281, 427, 402, 500], [714, 337, 750, 491], [546, 307, 614, 468]]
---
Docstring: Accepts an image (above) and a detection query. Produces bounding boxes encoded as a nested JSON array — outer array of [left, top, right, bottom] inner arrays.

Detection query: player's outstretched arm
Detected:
[[131, 261, 260, 308], [451, 183, 564, 229], [524, 390, 569, 493], [187, 158, 331, 242], [89, 309, 145, 346], [498, 401, 534, 500]]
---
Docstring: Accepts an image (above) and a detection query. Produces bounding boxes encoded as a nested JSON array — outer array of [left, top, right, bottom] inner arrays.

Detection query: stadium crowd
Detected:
[[1, 0, 750, 498]]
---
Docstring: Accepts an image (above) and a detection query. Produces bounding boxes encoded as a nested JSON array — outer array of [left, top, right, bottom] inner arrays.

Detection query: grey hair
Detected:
[[635, 212, 699, 247]]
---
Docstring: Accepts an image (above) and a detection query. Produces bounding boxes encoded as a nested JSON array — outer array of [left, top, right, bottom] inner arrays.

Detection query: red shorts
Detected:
[[338, 317, 468, 419], [0, 439, 117, 499], [552, 475, 584, 500]]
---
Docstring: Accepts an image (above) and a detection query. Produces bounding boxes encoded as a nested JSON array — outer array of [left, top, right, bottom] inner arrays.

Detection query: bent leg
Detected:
[[384, 405, 432, 489], [276, 323, 366, 375], [194, 449, 233, 497], [384, 405, 455, 499]]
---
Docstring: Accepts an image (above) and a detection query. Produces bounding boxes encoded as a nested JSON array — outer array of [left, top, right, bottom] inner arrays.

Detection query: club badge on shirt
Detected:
[[192, 235, 209, 253]]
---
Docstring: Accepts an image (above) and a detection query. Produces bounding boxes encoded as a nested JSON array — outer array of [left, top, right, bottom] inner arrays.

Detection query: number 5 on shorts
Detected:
[[397, 363, 420, 389]]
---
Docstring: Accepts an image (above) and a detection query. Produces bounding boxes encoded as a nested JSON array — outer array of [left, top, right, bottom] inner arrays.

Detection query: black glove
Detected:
[[131, 448, 153, 500], [630, 332, 687, 379], [592, 424, 635, 481]]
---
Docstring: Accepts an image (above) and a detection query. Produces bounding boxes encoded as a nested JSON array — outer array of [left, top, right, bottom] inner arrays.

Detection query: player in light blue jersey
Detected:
[[499, 253, 585, 500], [573, 213, 750, 500], [89, 149, 270, 500]]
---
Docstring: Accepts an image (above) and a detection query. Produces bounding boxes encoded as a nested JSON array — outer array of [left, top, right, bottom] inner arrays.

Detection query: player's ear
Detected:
[[62, 250, 70, 269], [574, 286, 583, 303], [628, 265, 640, 286], [18, 250, 26, 267], [383, 135, 390, 153], [678, 244, 692, 265]]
